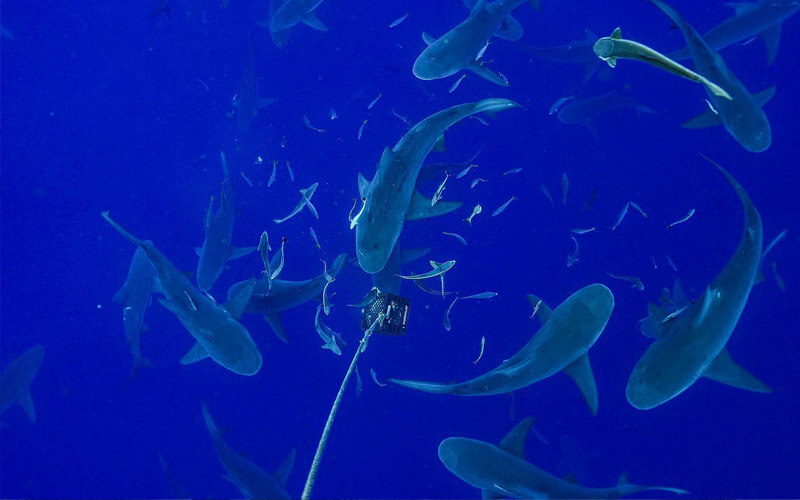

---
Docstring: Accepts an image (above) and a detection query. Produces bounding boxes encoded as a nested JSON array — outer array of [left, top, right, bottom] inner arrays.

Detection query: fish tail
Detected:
[[102, 211, 147, 248], [387, 378, 457, 394]]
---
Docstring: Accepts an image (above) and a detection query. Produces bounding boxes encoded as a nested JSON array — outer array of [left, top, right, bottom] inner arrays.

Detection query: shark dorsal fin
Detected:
[[422, 32, 436, 46], [357, 172, 371, 198], [562, 354, 598, 415], [526, 294, 551, 324], [499, 417, 534, 459], [224, 278, 255, 320], [611, 27, 621, 39], [273, 448, 296, 486]]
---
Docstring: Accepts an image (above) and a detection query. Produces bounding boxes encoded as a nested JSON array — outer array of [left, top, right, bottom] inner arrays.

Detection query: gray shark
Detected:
[[102, 212, 262, 376], [523, 30, 601, 84], [113, 246, 156, 380], [648, 0, 774, 152], [355, 98, 518, 274], [227, 253, 349, 343], [373, 246, 431, 295], [389, 284, 614, 415], [558, 91, 656, 136], [626, 158, 769, 410], [463, 0, 525, 41], [668, 0, 800, 65], [195, 151, 256, 292], [0, 345, 45, 424], [439, 418, 688, 499], [234, 52, 277, 132], [413, 0, 531, 86], [268, 0, 327, 48], [201, 403, 294, 499]]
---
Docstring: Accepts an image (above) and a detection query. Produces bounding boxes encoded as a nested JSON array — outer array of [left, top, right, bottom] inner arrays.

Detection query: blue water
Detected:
[[2, 0, 798, 498]]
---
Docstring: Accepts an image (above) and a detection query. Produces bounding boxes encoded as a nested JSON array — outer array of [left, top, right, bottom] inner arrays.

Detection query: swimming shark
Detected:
[[102, 212, 262, 376], [227, 253, 349, 343], [268, 0, 327, 48], [389, 283, 614, 415], [439, 418, 688, 499], [413, 0, 533, 86], [373, 246, 431, 295], [557, 91, 656, 136], [626, 158, 769, 410], [462, 0, 525, 41], [523, 30, 601, 84], [0, 345, 44, 424], [355, 98, 519, 274], [113, 246, 157, 380], [648, 0, 774, 153], [195, 151, 256, 292], [201, 402, 294, 499], [668, 0, 800, 65]]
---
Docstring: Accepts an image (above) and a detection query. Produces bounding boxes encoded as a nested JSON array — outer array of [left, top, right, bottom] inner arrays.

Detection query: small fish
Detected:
[[567, 236, 579, 267], [414, 279, 456, 297], [398, 260, 456, 280], [561, 172, 569, 206], [540, 184, 554, 206], [349, 197, 367, 229], [390, 108, 412, 126], [257, 231, 272, 283], [472, 336, 486, 364], [442, 232, 467, 245], [270, 237, 287, 280], [465, 204, 482, 224], [303, 114, 326, 133], [329, 108, 338, 120], [762, 229, 787, 258], [268, 160, 277, 187], [529, 298, 542, 319], [629, 201, 647, 218], [667, 208, 695, 229], [357, 119, 368, 140], [457, 164, 478, 179], [314, 305, 342, 355], [470, 178, 487, 189], [771, 261, 786, 292], [571, 227, 596, 235], [322, 278, 334, 315], [443, 296, 459, 331], [492, 196, 517, 217], [606, 271, 644, 291], [389, 13, 409, 28], [309, 227, 321, 249], [240, 171, 254, 187], [368, 93, 383, 110], [611, 202, 630, 230], [255, 156, 263, 165], [549, 96, 574, 115], [449, 74, 467, 93], [662, 305, 689, 323], [285, 160, 295, 182], [321, 259, 332, 282], [461, 292, 497, 300], [280, 136, 287, 148], [431, 172, 450, 206], [666, 253, 678, 272], [502, 168, 523, 176], [650, 255, 658, 269], [705, 99, 718, 115], [273, 183, 318, 223], [370, 368, 387, 387]]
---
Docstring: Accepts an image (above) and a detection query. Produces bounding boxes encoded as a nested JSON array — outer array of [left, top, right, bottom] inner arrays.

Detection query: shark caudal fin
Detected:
[[615, 472, 689, 497], [703, 348, 772, 393]]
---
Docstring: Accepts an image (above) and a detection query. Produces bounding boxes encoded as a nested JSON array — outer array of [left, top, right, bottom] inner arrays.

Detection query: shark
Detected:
[[412, 0, 533, 86], [355, 98, 519, 274], [626, 158, 769, 410], [462, 0, 525, 41], [227, 253, 349, 343], [113, 246, 157, 380], [195, 151, 256, 293], [648, 0, 774, 153], [389, 284, 614, 415], [668, 0, 800, 65], [234, 50, 277, 132], [268, 0, 327, 48], [201, 403, 294, 499], [0, 345, 45, 424], [522, 30, 601, 84], [439, 418, 688, 499], [557, 91, 656, 136], [102, 212, 262, 376], [373, 246, 431, 295]]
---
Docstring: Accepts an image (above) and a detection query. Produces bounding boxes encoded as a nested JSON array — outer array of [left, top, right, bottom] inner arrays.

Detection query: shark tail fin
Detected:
[[703, 348, 772, 393], [127, 355, 154, 385], [200, 402, 226, 450], [387, 377, 457, 394], [102, 211, 147, 248], [616, 472, 690, 497]]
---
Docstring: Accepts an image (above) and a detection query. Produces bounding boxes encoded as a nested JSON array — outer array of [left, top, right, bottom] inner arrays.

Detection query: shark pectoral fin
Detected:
[[468, 60, 510, 86], [112, 286, 128, 304], [753, 86, 776, 107], [498, 417, 534, 459], [760, 24, 781, 65], [264, 312, 289, 343], [406, 191, 462, 220], [432, 133, 447, 152], [180, 342, 209, 365], [223, 278, 255, 320], [357, 172, 371, 198], [226, 245, 257, 261], [639, 302, 666, 338], [421, 32, 436, 46], [526, 294, 552, 324], [301, 11, 328, 31], [681, 108, 723, 129], [562, 354, 598, 415], [703, 348, 772, 393], [273, 448, 296, 486], [18, 389, 36, 424]]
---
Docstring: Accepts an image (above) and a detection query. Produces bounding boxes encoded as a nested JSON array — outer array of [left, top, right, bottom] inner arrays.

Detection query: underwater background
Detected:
[[1, 0, 799, 498]]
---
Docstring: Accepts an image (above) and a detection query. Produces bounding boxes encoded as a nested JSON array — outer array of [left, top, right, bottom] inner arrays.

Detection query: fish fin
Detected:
[[18, 389, 36, 424], [226, 245, 257, 261], [564, 473, 578, 484], [760, 24, 781, 65], [494, 14, 524, 41], [273, 448, 296, 486], [387, 378, 454, 394], [223, 278, 255, 320], [611, 27, 621, 39], [406, 191, 462, 220], [358, 172, 371, 198], [639, 302, 666, 338], [195, 247, 203, 257], [581, 60, 599, 85], [112, 286, 128, 304], [301, 10, 328, 31], [753, 86, 776, 107], [725, 1, 758, 15], [264, 312, 289, 343], [468, 60, 510, 86], [401, 247, 431, 264], [180, 342, 209, 365], [562, 354, 598, 416], [498, 417, 534, 459], [703, 348, 772, 393], [422, 32, 436, 46], [526, 294, 551, 324], [681, 107, 722, 129], [128, 355, 154, 383], [432, 133, 446, 153]]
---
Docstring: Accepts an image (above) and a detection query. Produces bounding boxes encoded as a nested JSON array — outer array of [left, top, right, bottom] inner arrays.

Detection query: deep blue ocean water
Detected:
[[1, 0, 799, 498]]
